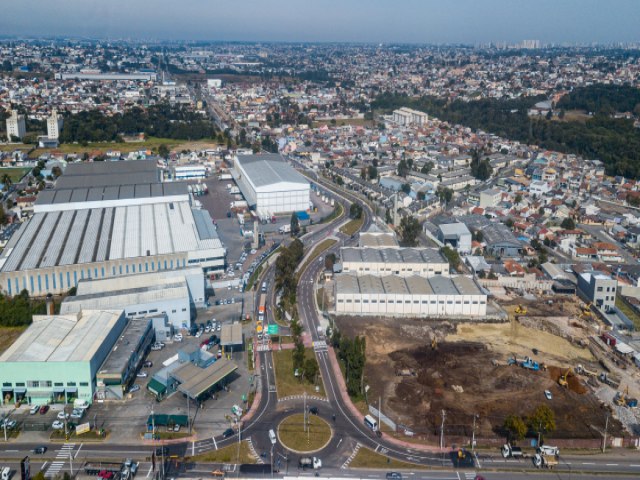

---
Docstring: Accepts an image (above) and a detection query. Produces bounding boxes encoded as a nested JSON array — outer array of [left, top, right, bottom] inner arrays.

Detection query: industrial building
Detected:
[[577, 271, 618, 312], [60, 267, 205, 329], [358, 228, 399, 248], [173, 164, 207, 179], [0, 309, 126, 406], [232, 153, 310, 215], [0, 160, 225, 296], [334, 274, 487, 317], [437, 223, 472, 254], [341, 247, 450, 278]]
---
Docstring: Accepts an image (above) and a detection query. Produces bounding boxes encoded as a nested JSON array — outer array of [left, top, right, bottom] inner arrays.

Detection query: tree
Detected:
[[368, 165, 378, 180], [400, 183, 411, 194], [385, 208, 393, 225], [528, 404, 556, 438], [292, 340, 305, 372], [0, 205, 6, 226], [51, 166, 62, 178], [437, 186, 453, 204], [324, 253, 336, 271], [396, 159, 409, 177], [399, 215, 421, 246], [158, 144, 170, 159], [503, 414, 527, 442], [420, 161, 434, 175], [1, 174, 12, 191], [349, 203, 363, 220], [302, 357, 319, 383], [560, 217, 576, 230], [440, 246, 461, 269], [514, 193, 523, 204], [290, 212, 300, 237], [360, 167, 367, 180]]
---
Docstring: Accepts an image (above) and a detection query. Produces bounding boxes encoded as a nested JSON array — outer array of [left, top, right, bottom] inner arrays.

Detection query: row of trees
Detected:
[[58, 103, 217, 143], [557, 84, 640, 116], [274, 239, 305, 311], [503, 404, 556, 442], [330, 329, 367, 399], [0, 290, 47, 327], [290, 315, 319, 384], [372, 91, 640, 179]]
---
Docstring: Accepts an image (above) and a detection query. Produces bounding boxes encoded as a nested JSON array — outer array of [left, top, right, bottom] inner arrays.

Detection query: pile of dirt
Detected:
[[547, 366, 587, 394]]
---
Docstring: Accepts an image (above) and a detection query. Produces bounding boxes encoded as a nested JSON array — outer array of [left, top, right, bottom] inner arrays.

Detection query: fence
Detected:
[[368, 405, 397, 432]]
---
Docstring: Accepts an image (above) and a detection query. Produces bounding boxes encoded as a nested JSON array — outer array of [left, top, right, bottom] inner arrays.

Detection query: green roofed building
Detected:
[[0, 309, 126, 406]]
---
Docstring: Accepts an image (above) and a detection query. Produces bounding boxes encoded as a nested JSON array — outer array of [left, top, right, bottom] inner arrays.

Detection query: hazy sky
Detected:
[[2, 0, 639, 44]]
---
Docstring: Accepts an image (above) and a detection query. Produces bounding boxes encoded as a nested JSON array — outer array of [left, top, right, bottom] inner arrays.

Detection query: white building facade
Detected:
[[6, 110, 26, 141], [47, 109, 64, 139]]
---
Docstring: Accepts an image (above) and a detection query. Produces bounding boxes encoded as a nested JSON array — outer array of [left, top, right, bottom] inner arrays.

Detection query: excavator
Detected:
[[515, 304, 527, 315], [558, 367, 574, 388], [614, 386, 629, 406], [581, 302, 592, 318]]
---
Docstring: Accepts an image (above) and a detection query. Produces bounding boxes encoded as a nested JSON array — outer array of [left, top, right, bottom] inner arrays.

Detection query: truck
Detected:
[[230, 200, 248, 209], [501, 444, 524, 459], [84, 462, 124, 476], [123, 459, 138, 477], [536, 445, 560, 457], [533, 454, 558, 469], [520, 358, 540, 371], [298, 457, 322, 470], [576, 364, 598, 377], [230, 186, 240, 194], [218, 174, 233, 181], [599, 372, 621, 389], [279, 224, 291, 234]]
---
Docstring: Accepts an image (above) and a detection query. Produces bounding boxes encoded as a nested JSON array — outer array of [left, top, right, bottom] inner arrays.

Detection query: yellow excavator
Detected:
[[615, 386, 629, 407], [515, 304, 528, 315], [558, 367, 574, 388], [581, 302, 592, 318]]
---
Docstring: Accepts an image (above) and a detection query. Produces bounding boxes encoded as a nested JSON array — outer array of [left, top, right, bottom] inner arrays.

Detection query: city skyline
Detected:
[[2, 0, 639, 45]]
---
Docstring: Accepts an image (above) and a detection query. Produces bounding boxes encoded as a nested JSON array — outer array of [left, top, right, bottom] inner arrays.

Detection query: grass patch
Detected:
[[0, 167, 30, 184], [339, 216, 365, 236], [273, 349, 325, 398], [0, 326, 28, 355], [278, 414, 332, 452], [617, 297, 640, 331], [349, 447, 428, 470], [318, 202, 344, 224], [297, 239, 337, 278], [50, 429, 107, 442], [36, 137, 185, 155], [154, 430, 192, 440], [190, 441, 256, 463], [246, 265, 263, 292]]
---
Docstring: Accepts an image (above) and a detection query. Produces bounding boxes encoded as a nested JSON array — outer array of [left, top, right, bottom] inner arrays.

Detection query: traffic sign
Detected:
[[267, 324, 279, 335]]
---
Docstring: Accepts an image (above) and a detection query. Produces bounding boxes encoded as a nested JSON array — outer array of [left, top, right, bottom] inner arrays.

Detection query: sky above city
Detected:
[[2, 0, 639, 44]]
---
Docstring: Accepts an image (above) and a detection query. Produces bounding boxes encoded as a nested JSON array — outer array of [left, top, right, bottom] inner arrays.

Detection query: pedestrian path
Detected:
[[45, 443, 75, 477], [341, 442, 361, 469], [246, 437, 264, 464]]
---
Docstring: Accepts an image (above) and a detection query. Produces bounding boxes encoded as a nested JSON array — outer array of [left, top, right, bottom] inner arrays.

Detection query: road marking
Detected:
[[582, 462, 595, 465], [212, 436, 217, 450], [41, 462, 48, 470], [146, 465, 153, 478], [630, 464, 640, 467], [74, 443, 83, 458], [4, 450, 18, 452], [192, 441, 195, 457], [606, 463, 619, 466]]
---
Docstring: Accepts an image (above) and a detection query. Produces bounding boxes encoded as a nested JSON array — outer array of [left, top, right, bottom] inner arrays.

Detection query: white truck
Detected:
[[230, 200, 248, 209], [501, 444, 524, 459], [230, 186, 240, 194], [279, 224, 291, 234], [298, 457, 322, 470], [533, 453, 558, 469], [536, 445, 559, 457]]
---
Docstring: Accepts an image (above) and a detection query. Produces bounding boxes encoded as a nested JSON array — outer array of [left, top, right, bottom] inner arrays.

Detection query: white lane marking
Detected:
[[146, 465, 153, 478], [192, 441, 195, 457], [74, 443, 83, 458], [41, 462, 48, 470], [582, 462, 595, 465], [212, 436, 217, 450], [606, 463, 619, 466]]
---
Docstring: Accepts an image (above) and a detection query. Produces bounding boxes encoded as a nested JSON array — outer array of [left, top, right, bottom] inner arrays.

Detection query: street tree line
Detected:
[[330, 329, 367, 399]]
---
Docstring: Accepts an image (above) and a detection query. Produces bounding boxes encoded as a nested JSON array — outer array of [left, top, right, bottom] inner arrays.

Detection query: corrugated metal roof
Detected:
[[236, 154, 308, 189]]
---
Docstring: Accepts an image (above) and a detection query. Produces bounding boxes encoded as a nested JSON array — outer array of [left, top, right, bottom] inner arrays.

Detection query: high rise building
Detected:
[[6, 110, 26, 141], [47, 109, 64, 139]]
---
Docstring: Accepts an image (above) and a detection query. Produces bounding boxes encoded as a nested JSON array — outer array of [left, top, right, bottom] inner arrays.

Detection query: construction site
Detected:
[[334, 295, 638, 443]]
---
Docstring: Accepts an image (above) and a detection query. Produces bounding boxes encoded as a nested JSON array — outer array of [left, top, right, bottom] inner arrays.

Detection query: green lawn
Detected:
[[278, 413, 332, 452], [339, 216, 365, 236], [190, 440, 256, 463], [616, 297, 640, 331], [32, 137, 212, 155], [0, 167, 30, 184], [0, 326, 28, 355], [273, 348, 325, 398], [349, 447, 428, 470]]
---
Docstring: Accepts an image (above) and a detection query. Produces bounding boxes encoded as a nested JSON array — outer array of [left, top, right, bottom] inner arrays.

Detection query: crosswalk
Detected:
[[313, 340, 328, 352], [462, 472, 477, 480], [256, 344, 271, 352], [45, 443, 75, 477], [245, 438, 264, 464], [341, 442, 361, 469]]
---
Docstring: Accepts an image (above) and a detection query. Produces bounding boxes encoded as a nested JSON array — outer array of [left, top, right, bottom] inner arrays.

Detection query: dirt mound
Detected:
[[548, 366, 587, 394]]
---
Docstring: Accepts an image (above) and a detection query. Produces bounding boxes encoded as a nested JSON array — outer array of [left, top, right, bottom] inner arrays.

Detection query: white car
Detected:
[[52, 420, 64, 430], [30, 405, 40, 415], [137, 372, 148, 378], [174, 334, 183, 342], [70, 409, 83, 419], [57, 411, 70, 420], [216, 324, 221, 331], [195, 331, 202, 338], [544, 390, 552, 400]]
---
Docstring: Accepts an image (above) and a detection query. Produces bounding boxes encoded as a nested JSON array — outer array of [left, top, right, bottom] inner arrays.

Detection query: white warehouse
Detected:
[[341, 247, 450, 277], [334, 274, 487, 317], [232, 154, 310, 215]]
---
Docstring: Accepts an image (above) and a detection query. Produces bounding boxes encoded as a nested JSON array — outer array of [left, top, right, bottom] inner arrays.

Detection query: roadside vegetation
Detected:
[[190, 441, 256, 464], [349, 447, 427, 469]]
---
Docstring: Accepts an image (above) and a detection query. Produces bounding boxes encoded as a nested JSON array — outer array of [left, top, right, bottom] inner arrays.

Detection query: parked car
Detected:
[[30, 404, 40, 415], [32, 446, 47, 454], [137, 372, 148, 378], [39, 405, 49, 414], [143, 361, 153, 368], [173, 424, 181, 432], [129, 385, 141, 393], [223, 428, 235, 438], [544, 390, 552, 400], [57, 411, 70, 420], [52, 420, 64, 430], [70, 409, 84, 419], [150, 343, 162, 351], [386, 473, 402, 480], [174, 334, 183, 342], [195, 331, 202, 338], [216, 324, 221, 332]]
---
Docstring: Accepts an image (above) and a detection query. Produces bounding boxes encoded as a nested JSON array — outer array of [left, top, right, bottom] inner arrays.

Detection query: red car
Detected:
[[39, 405, 49, 414]]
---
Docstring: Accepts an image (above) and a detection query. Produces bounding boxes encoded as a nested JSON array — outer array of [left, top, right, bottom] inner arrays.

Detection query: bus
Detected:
[[364, 415, 378, 431], [258, 293, 266, 322]]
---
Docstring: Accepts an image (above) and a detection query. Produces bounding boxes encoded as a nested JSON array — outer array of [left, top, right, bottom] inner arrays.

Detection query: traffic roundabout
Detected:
[[277, 413, 333, 453]]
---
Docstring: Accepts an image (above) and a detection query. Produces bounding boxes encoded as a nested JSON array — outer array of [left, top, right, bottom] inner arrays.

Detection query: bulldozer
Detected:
[[558, 367, 574, 388], [515, 304, 527, 315]]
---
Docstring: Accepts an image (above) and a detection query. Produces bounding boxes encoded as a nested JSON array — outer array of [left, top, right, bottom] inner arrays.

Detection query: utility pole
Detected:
[[303, 392, 307, 433], [378, 396, 382, 432], [602, 413, 609, 453], [471, 414, 478, 452], [187, 395, 191, 435], [440, 410, 446, 450], [537, 421, 542, 447]]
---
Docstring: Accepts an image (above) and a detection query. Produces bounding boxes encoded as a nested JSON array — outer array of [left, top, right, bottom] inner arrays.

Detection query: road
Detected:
[[3, 163, 640, 478]]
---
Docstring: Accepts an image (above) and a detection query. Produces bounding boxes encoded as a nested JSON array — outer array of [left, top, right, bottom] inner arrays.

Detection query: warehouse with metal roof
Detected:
[[0, 309, 126, 406], [232, 153, 310, 215], [341, 247, 450, 278], [334, 274, 487, 317], [0, 161, 225, 296]]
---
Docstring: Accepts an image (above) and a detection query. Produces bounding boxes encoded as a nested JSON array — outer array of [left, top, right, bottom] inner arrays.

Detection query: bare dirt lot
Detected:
[[335, 315, 624, 440]]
